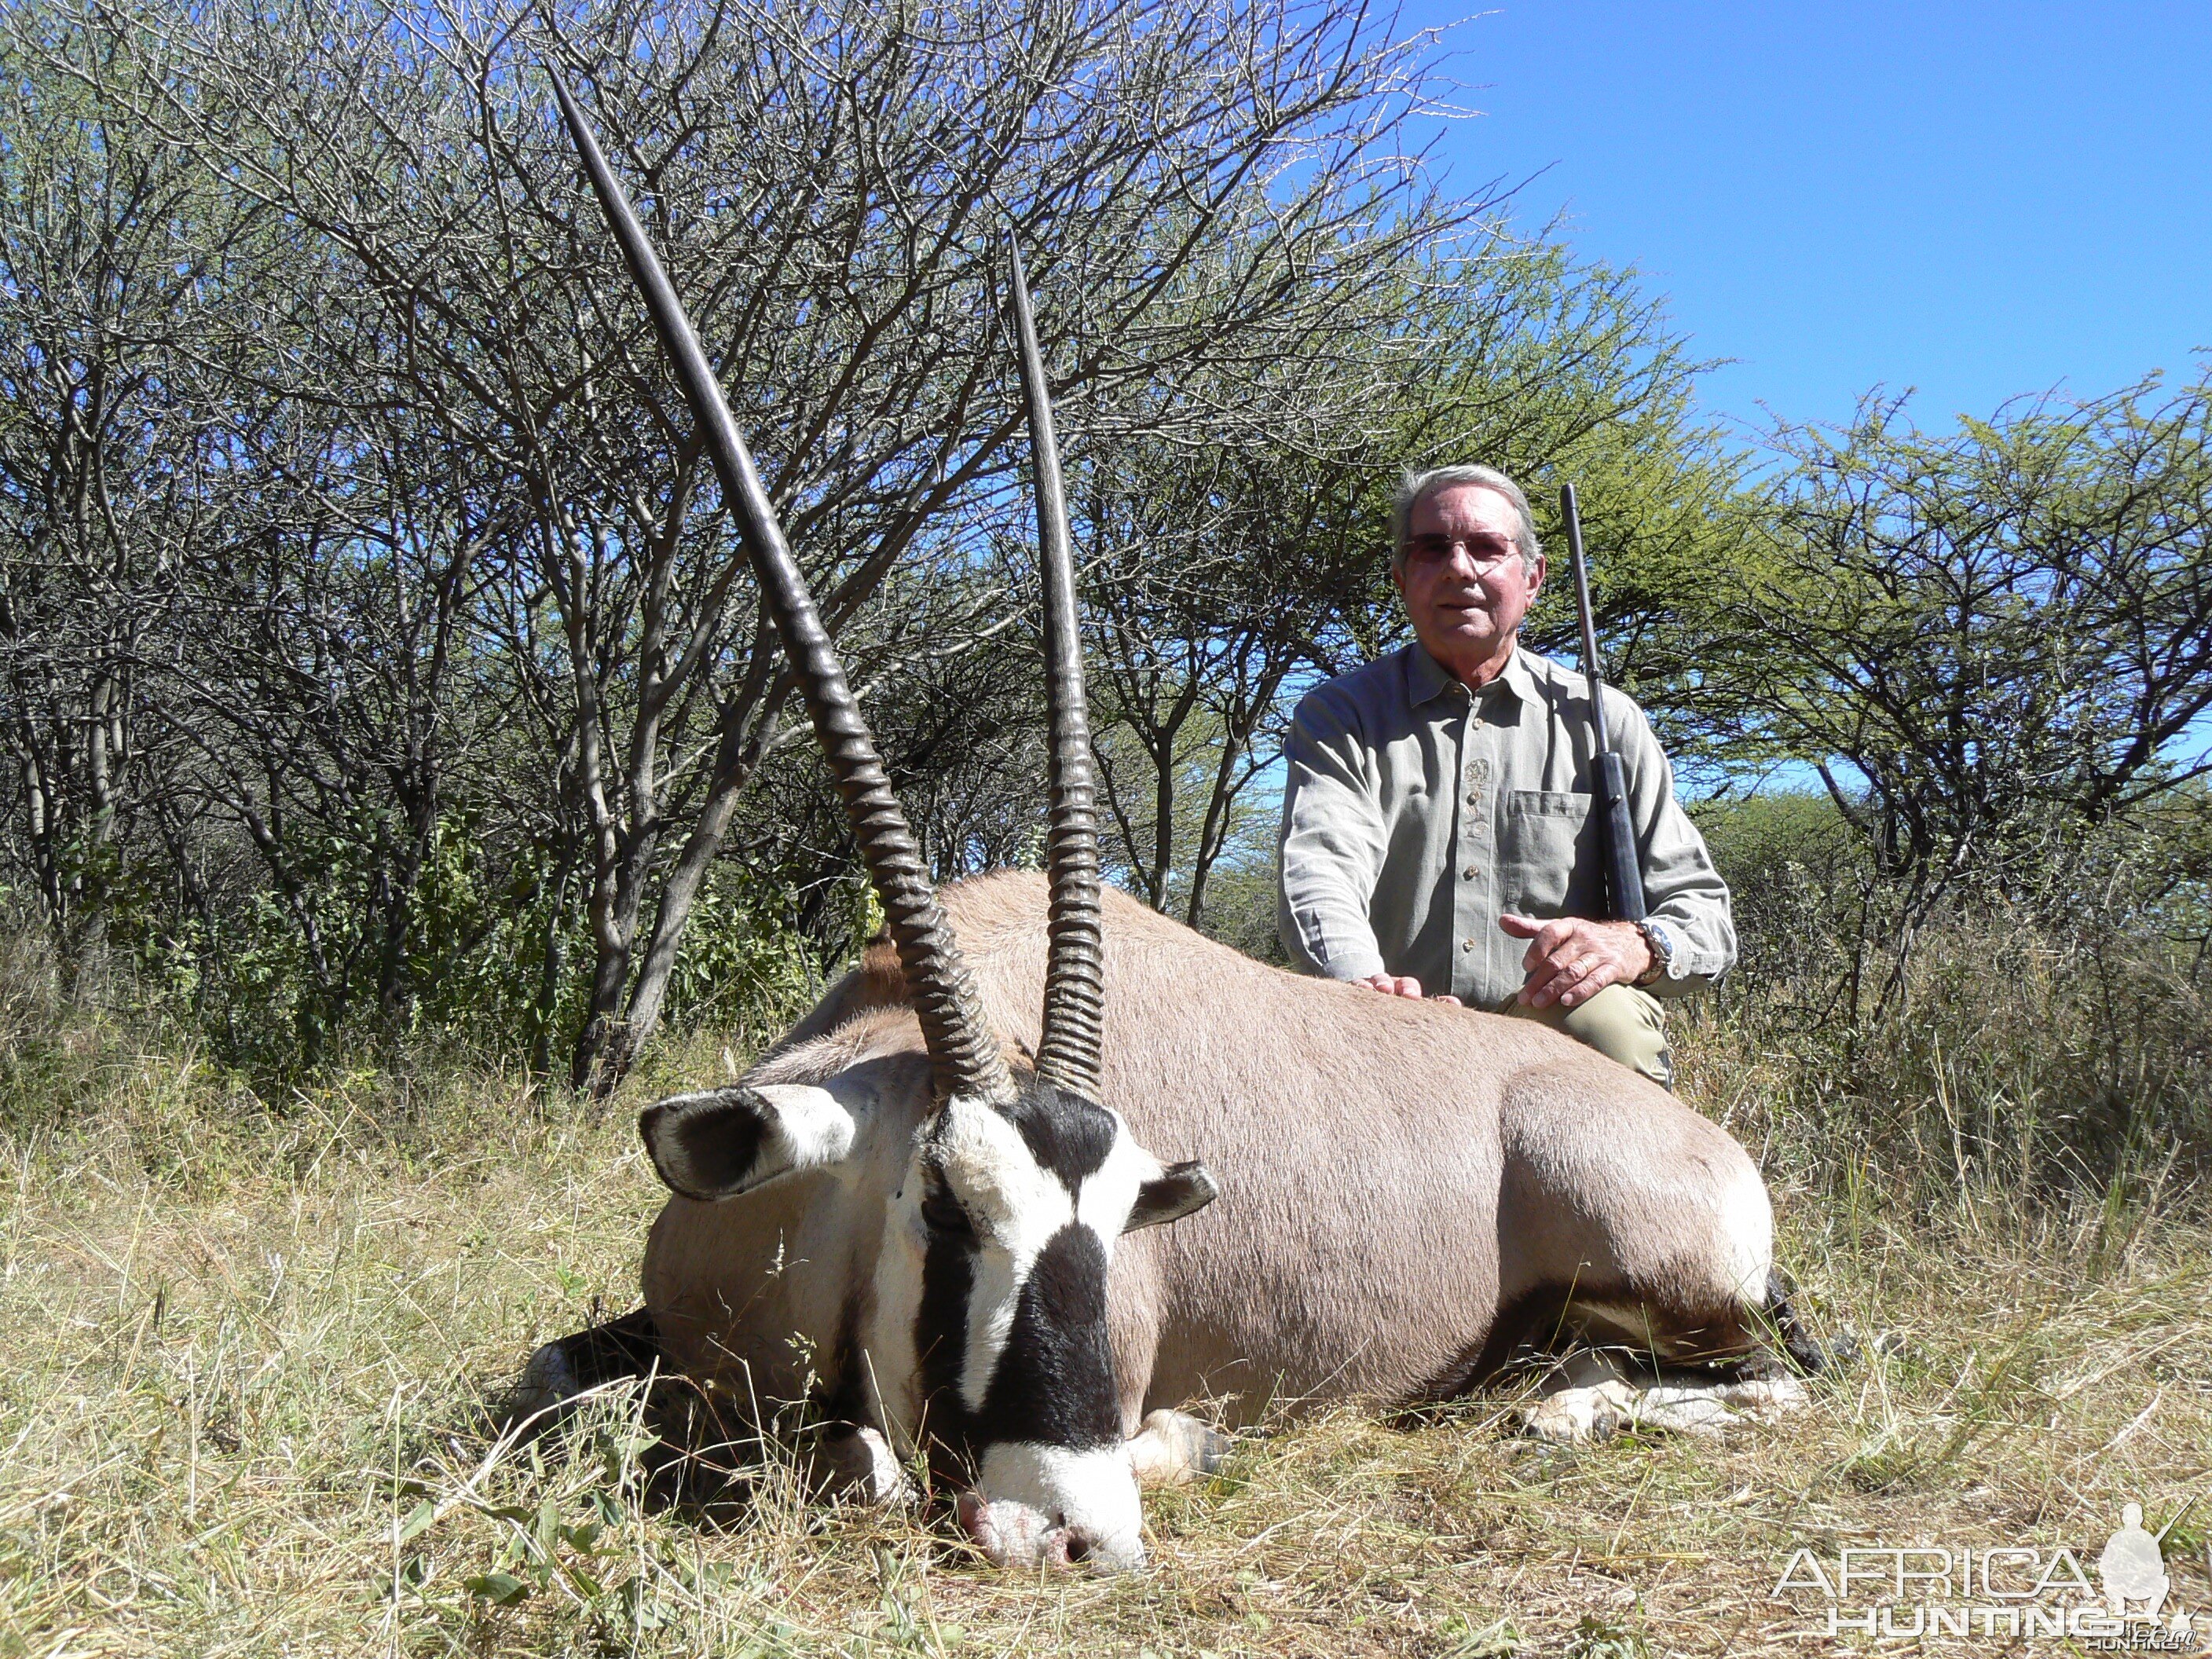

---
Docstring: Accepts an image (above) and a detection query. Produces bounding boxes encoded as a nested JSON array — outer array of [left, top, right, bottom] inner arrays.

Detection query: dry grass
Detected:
[[2, 1016, 2209, 1657]]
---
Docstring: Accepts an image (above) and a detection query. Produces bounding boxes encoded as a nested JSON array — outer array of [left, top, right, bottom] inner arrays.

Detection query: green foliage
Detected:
[[1689, 790, 1872, 1001], [402, 819, 583, 1059], [139, 815, 550, 1078], [75, 811, 823, 1086], [651, 870, 827, 1051], [1682, 792, 2212, 1222], [1694, 784, 2212, 994]]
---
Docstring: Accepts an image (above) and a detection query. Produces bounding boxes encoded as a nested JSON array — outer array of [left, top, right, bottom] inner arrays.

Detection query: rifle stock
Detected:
[[1558, 484, 1647, 925]]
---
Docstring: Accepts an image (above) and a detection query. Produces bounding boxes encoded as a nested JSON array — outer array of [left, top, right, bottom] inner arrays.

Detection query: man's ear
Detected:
[[1124, 1159, 1219, 1232], [639, 1083, 857, 1203]]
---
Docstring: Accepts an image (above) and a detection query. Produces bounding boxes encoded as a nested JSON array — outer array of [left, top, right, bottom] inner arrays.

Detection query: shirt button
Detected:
[[1464, 790, 1481, 805], [1464, 865, 1479, 878], [1461, 938, 1477, 951]]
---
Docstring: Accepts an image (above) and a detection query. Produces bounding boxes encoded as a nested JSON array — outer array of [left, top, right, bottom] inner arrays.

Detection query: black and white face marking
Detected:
[[861, 1077, 1216, 1573]]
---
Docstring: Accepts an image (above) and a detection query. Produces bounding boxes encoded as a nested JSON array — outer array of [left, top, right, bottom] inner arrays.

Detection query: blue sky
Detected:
[[1394, 1, 2211, 438]]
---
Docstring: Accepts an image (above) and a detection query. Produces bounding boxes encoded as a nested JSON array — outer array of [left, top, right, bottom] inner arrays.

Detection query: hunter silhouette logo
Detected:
[[2099, 1503, 2170, 1617]]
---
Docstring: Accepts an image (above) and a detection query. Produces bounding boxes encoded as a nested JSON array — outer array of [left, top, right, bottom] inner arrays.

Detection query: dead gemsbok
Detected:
[[521, 69, 1822, 1574]]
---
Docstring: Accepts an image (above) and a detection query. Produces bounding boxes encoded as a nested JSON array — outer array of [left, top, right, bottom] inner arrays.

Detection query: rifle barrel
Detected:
[[1561, 483, 1612, 756], [1557, 484, 1648, 925]]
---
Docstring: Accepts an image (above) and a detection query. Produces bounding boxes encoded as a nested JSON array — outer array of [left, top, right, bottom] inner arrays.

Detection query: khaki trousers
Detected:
[[1496, 981, 1673, 1090]]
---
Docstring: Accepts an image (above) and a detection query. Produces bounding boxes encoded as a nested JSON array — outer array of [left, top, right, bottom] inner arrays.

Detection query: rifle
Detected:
[[1558, 483, 1647, 925]]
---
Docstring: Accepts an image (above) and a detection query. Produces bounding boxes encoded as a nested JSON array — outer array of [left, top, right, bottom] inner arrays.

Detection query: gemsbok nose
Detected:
[[955, 1489, 1146, 1574]]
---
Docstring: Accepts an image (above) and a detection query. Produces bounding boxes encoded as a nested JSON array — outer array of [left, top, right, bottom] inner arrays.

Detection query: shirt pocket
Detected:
[[1500, 789, 1599, 917]]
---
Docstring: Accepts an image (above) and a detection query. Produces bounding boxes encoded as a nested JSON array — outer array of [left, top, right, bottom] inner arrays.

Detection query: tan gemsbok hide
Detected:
[[529, 68, 1818, 1575]]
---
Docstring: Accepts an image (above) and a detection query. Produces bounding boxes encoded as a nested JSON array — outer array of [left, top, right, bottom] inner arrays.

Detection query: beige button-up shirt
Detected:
[[1276, 642, 1734, 1006]]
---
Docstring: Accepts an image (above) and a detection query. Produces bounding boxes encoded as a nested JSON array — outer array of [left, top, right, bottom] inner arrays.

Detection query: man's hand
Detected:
[[1356, 972, 1463, 1009], [1498, 914, 1651, 1010]]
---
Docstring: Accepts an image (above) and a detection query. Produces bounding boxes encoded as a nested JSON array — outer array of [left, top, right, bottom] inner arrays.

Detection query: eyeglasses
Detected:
[[1404, 532, 1519, 569]]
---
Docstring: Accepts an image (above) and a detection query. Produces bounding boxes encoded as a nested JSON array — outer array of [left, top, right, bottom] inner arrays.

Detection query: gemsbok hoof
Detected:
[[1521, 1379, 1636, 1443], [1129, 1408, 1231, 1487], [1519, 1368, 1810, 1442]]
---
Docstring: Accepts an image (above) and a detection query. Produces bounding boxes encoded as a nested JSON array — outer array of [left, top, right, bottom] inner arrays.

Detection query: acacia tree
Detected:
[[147, 422, 518, 1057], [1712, 372, 2212, 903], [1083, 443, 1375, 924], [0, 5, 284, 963], [83, 0, 1477, 1086]]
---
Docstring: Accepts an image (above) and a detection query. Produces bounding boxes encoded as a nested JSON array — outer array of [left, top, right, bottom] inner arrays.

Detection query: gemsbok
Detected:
[[522, 68, 1822, 1574]]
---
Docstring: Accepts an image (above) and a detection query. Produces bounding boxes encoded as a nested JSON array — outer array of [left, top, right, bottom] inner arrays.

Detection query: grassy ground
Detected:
[[2, 1012, 2208, 1657]]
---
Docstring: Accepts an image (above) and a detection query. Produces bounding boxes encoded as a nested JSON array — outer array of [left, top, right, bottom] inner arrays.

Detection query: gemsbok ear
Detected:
[[639, 1084, 858, 1203], [1124, 1160, 1219, 1232]]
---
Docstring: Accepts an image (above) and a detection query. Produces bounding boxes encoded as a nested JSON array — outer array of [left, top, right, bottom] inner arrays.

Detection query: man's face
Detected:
[[1393, 484, 1544, 679]]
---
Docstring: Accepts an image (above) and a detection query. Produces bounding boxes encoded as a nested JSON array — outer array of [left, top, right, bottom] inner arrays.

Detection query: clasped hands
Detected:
[[1357, 914, 1652, 1010]]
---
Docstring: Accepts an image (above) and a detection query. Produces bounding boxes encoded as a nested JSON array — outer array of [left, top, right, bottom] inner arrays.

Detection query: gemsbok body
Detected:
[[529, 66, 1817, 1575]]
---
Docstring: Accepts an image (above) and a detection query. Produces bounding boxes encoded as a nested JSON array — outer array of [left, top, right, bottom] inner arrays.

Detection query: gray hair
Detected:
[[1390, 465, 1542, 573]]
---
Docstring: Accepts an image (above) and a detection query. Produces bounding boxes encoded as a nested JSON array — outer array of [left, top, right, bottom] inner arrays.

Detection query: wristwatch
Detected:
[[1633, 918, 1676, 986]]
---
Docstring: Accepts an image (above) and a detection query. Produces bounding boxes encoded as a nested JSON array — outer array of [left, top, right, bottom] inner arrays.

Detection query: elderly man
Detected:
[[1276, 464, 1734, 1087]]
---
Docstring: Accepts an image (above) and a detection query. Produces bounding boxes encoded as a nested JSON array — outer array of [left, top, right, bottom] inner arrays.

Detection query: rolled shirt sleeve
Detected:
[[1609, 693, 1736, 995], [1276, 687, 1390, 982]]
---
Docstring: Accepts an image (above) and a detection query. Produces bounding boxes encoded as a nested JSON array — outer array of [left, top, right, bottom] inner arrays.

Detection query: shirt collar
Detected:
[[1406, 639, 1541, 708]]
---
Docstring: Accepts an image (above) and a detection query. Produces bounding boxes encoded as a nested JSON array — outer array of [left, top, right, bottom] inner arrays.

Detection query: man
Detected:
[[1276, 464, 1734, 1088]]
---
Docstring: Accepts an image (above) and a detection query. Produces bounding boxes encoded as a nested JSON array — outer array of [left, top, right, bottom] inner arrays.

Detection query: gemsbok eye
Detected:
[[921, 1188, 973, 1237]]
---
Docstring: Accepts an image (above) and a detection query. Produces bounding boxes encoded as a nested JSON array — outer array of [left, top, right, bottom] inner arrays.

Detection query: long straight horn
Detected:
[[1006, 240, 1104, 1101], [548, 67, 1012, 1108]]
